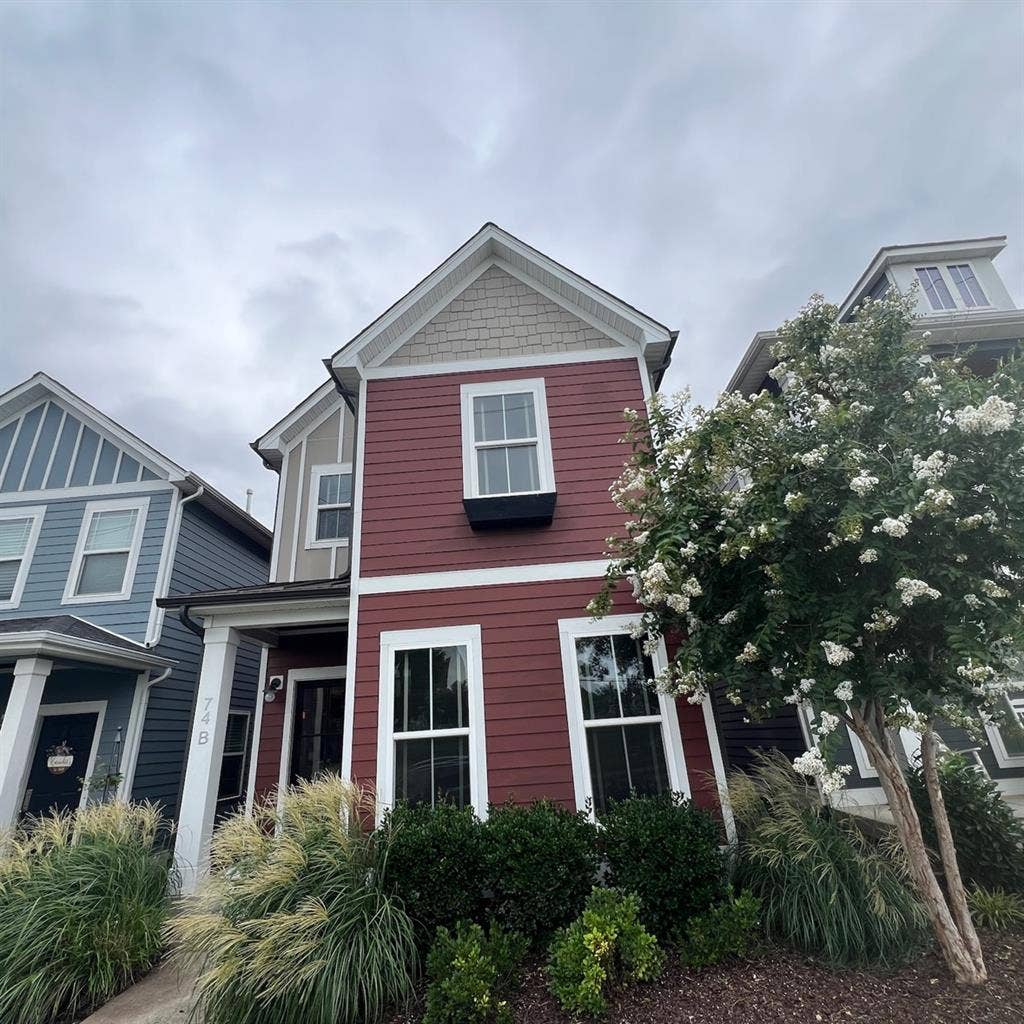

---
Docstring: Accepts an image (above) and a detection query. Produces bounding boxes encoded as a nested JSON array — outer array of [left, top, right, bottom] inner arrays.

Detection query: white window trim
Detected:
[[985, 694, 1024, 769], [306, 463, 352, 550], [0, 505, 45, 610], [30, 700, 107, 811], [61, 496, 149, 605], [376, 624, 488, 820], [459, 378, 556, 499], [558, 615, 688, 818], [217, 709, 251, 803]]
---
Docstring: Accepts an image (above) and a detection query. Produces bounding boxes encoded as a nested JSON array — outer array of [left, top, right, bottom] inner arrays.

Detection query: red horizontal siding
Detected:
[[352, 578, 721, 813], [359, 359, 645, 577]]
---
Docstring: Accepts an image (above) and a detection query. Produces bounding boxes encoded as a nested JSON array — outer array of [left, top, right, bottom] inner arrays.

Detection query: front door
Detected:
[[22, 712, 99, 818], [289, 679, 347, 784]]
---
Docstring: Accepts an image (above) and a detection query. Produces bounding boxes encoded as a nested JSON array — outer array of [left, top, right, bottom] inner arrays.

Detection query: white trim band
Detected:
[[359, 559, 610, 595]]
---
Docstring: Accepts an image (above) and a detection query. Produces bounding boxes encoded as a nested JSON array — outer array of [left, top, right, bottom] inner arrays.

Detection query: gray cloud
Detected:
[[1, 0, 1021, 524]]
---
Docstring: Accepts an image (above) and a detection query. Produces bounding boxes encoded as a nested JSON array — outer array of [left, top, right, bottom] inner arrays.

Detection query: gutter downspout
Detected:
[[322, 359, 359, 414], [118, 665, 173, 800], [145, 485, 205, 647]]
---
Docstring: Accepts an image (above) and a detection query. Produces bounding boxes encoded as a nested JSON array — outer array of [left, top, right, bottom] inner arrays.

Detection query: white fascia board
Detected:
[[253, 379, 340, 457], [201, 597, 350, 631], [0, 631, 174, 670]]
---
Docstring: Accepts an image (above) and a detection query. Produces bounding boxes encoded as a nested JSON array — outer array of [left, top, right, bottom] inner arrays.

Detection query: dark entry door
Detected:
[[290, 680, 346, 784], [22, 713, 99, 818]]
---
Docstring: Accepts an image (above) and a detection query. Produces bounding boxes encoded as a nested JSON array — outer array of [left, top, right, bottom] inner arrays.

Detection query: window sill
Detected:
[[463, 491, 557, 529]]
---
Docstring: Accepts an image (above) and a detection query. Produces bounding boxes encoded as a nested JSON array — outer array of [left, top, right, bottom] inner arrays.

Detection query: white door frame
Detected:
[[27, 700, 108, 812]]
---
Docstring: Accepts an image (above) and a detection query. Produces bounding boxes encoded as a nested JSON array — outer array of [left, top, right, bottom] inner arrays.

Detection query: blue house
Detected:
[[0, 372, 270, 829]]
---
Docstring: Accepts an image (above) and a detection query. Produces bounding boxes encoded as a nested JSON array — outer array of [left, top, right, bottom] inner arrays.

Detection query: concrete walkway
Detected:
[[81, 962, 198, 1024]]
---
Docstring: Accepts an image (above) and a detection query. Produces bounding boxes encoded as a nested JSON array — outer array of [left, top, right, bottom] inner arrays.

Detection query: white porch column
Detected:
[[174, 625, 239, 895], [0, 656, 53, 827]]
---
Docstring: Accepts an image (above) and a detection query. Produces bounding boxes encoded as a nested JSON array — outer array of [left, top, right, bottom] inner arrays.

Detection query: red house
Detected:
[[161, 224, 731, 891]]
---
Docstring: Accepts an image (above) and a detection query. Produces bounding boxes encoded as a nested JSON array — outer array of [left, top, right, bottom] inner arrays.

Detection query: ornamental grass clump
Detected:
[[731, 754, 929, 967], [0, 800, 172, 1024], [170, 775, 417, 1024]]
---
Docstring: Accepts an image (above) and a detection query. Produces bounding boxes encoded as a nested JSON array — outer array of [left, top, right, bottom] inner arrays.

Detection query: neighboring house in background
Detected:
[[0, 373, 271, 830], [160, 223, 733, 892], [720, 235, 1024, 814]]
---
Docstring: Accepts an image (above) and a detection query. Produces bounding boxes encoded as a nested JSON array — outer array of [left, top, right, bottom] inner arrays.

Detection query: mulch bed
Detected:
[[392, 931, 1024, 1024]]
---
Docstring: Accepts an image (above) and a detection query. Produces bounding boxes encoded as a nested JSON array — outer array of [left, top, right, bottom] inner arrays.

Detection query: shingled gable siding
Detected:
[[360, 358, 645, 576], [351, 579, 721, 813]]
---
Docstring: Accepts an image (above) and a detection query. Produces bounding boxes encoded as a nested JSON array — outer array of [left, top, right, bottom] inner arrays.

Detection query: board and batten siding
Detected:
[[359, 358, 645, 577], [0, 488, 173, 640], [352, 579, 721, 813], [133, 501, 269, 815]]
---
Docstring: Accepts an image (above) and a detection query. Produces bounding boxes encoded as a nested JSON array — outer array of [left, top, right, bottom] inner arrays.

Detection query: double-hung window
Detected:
[[377, 625, 487, 817], [307, 464, 352, 547], [460, 379, 555, 498], [559, 616, 687, 815], [63, 498, 148, 603], [947, 264, 989, 308], [0, 507, 45, 610], [217, 711, 250, 802]]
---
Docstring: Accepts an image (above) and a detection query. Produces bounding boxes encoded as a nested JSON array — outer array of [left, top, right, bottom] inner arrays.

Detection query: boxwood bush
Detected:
[[482, 800, 599, 943], [381, 802, 487, 944], [600, 792, 727, 942]]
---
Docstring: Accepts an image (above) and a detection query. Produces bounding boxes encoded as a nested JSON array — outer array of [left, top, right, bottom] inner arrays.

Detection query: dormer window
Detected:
[[865, 274, 890, 301], [915, 267, 957, 311], [947, 264, 989, 308], [460, 378, 556, 528]]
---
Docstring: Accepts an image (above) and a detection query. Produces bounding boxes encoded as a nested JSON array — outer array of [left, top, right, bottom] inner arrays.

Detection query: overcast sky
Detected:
[[2, 1, 1022, 524]]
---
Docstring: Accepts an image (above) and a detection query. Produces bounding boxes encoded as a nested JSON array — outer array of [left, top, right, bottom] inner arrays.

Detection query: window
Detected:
[[460, 379, 555, 498], [865, 274, 890, 302], [290, 678, 347, 782], [947, 264, 989, 308], [915, 266, 957, 311], [0, 507, 44, 609], [217, 711, 250, 801], [559, 616, 687, 816], [63, 498, 148, 603], [987, 694, 1024, 768], [307, 464, 352, 548], [377, 625, 487, 817]]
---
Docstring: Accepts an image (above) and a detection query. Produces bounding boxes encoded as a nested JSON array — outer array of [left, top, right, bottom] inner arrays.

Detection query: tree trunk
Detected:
[[920, 727, 986, 975], [848, 706, 987, 985]]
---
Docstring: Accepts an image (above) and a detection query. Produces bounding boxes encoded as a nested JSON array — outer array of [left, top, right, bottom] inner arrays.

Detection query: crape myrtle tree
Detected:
[[591, 289, 1024, 985]]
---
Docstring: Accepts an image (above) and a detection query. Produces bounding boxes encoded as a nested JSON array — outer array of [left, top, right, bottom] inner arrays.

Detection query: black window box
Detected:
[[463, 491, 557, 529]]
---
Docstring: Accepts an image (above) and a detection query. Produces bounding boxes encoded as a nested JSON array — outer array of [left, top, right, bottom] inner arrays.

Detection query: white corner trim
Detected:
[[360, 559, 609, 596], [244, 646, 269, 813], [0, 505, 46, 610], [304, 462, 353, 551], [144, 486, 182, 645], [61, 496, 150, 605], [699, 692, 737, 843], [848, 725, 879, 778], [459, 377, 555, 500], [35, 699, 107, 810], [375, 623, 487, 820], [557, 614, 688, 818]]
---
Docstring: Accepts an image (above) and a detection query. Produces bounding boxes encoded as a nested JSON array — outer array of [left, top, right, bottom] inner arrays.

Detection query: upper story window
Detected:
[[62, 497, 148, 604], [377, 625, 487, 817], [0, 506, 45, 609], [307, 464, 352, 548], [460, 379, 555, 499], [947, 264, 989, 308], [915, 267, 957, 311], [987, 693, 1024, 768], [865, 274, 891, 301]]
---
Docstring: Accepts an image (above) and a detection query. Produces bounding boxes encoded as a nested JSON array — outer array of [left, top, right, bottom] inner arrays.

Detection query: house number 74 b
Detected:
[[197, 697, 216, 745]]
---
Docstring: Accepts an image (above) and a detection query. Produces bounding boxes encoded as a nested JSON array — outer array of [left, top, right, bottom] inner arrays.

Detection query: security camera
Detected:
[[264, 675, 285, 702]]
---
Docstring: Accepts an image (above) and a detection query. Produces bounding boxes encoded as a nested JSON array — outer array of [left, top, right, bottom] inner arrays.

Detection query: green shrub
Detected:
[[423, 920, 527, 1024], [381, 802, 487, 944], [0, 800, 172, 1024], [908, 753, 1024, 892], [600, 792, 727, 942], [968, 885, 1024, 931], [482, 800, 598, 942], [547, 888, 664, 1018], [170, 776, 417, 1024], [681, 889, 761, 967], [731, 753, 929, 967]]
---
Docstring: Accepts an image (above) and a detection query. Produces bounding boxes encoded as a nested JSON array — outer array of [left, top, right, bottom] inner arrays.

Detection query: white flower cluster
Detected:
[[980, 579, 1010, 599], [964, 593, 983, 610], [953, 395, 1017, 435], [679, 541, 698, 560], [858, 548, 879, 564], [784, 491, 806, 511], [816, 711, 841, 736], [821, 640, 855, 666], [912, 450, 955, 484], [639, 561, 670, 604], [799, 446, 828, 468], [718, 609, 738, 625], [896, 577, 941, 606], [665, 576, 703, 614], [850, 469, 880, 497], [834, 680, 854, 702], [873, 514, 911, 538], [783, 677, 816, 705], [915, 488, 955, 515], [736, 642, 760, 664], [957, 511, 998, 531], [864, 608, 899, 633], [792, 748, 852, 796], [850, 401, 874, 416], [957, 662, 995, 684]]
